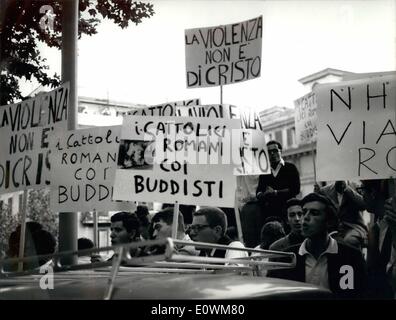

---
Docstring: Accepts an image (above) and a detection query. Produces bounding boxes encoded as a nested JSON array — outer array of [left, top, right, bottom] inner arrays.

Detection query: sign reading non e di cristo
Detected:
[[185, 16, 263, 88]]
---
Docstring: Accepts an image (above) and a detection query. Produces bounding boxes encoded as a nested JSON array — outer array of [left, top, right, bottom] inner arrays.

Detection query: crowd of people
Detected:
[[1, 139, 396, 300]]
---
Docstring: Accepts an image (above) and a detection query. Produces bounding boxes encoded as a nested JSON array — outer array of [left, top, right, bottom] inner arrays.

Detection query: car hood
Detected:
[[0, 269, 332, 300]]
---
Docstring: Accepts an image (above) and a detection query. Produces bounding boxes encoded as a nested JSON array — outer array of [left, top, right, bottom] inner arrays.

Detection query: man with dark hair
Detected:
[[110, 212, 143, 259], [150, 208, 198, 255], [256, 140, 301, 222], [152, 208, 185, 240], [268, 193, 367, 299], [189, 207, 248, 260], [252, 220, 285, 276], [270, 198, 305, 251], [110, 211, 141, 245], [77, 237, 102, 264]]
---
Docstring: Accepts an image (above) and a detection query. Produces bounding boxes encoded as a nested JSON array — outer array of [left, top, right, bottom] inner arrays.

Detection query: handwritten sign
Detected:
[[315, 75, 396, 181], [185, 16, 263, 88], [0, 83, 69, 194], [294, 92, 317, 145], [115, 98, 201, 117], [50, 126, 135, 212], [178, 104, 269, 175], [113, 116, 240, 207]]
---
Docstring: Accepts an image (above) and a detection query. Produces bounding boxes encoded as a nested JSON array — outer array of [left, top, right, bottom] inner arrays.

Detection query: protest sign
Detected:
[[115, 98, 201, 117], [113, 116, 240, 207], [235, 129, 269, 175], [315, 75, 396, 181], [0, 83, 69, 194], [185, 16, 263, 88], [294, 92, 318, 145], [50, 126, 136, 212], [177, 104, 269, 175], [177, 104, 263, 130]]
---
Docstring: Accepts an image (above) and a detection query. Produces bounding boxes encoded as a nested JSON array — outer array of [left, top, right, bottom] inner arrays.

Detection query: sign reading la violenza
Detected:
[[0, 83, 69, 194], [185, 16, 263, 88]]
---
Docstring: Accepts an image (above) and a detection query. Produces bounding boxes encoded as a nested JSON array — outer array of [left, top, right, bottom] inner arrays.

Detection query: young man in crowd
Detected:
[[189, 207, 248, 260], [109, 211, 144, 259], [150, 207, 198, 256], [268, 193, 367, 299], [256, 140, 301, 222], [269, 198, 305, 251]]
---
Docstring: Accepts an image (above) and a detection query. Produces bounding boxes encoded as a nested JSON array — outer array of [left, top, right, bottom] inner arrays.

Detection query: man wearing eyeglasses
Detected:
[[188, 207, 248, 260], [256, 140, 301, 223]]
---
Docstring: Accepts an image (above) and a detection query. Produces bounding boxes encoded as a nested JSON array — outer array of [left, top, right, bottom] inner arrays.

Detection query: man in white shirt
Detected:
[[268, 193, 367, 299]]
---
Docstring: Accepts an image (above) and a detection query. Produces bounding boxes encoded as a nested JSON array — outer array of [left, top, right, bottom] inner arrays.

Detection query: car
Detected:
[[0, 238, 333, 300]]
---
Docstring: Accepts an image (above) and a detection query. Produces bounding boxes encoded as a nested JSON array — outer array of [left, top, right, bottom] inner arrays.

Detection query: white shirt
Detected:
[[207, 241, 249, 266], [271, 158, 285, 178], [298, 237, 338, 290], [337, 192, 343, 205], [224, 241, 249, 260]]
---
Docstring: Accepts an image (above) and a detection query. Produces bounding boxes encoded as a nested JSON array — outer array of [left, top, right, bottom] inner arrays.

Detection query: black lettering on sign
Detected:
[[327, 122, 351, 145], [9, 132, 35, 154], [386, 146, 396, 171], [86, 184, 95, 201], [358, 148, 378, 176], [58, 186, 68, 203], [330, 87, 351, 112], [99, 185, 110, 201], [367, 83, 386, 110], [376, 119, 396, 144], [22, 155, 32, 186]]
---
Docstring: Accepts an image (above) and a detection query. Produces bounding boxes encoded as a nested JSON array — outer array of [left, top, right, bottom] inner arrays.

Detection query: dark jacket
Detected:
[[319, 183, 367, 228], [198, 235, 233, 258], [268, 241, 368, 299], [256, 161, 300, 219]]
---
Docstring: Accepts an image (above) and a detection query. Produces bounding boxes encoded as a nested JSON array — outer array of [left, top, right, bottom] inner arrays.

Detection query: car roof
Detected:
[[0, 238, 333, 300]]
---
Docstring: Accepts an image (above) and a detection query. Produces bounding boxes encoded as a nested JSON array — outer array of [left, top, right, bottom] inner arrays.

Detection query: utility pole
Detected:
[[59, 0, 78, 265]]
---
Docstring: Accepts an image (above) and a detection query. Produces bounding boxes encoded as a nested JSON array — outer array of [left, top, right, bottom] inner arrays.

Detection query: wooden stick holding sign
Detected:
[[234, 195, 244, 244], [93, 209, 98, 247], [17, 189, 28, 272], [311, 142, 317, 184], [172, 202, 180, 239]]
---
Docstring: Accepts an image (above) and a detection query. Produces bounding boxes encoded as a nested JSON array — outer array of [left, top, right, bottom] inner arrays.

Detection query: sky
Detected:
[[26, 0, 396, 111]]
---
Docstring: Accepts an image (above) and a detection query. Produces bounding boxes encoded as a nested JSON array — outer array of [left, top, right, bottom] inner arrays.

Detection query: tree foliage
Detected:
[[27, 189, 58, 243], [0, 203, 20, 255], [0, 189, 58, 254], [0, 0, 155, 105]]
